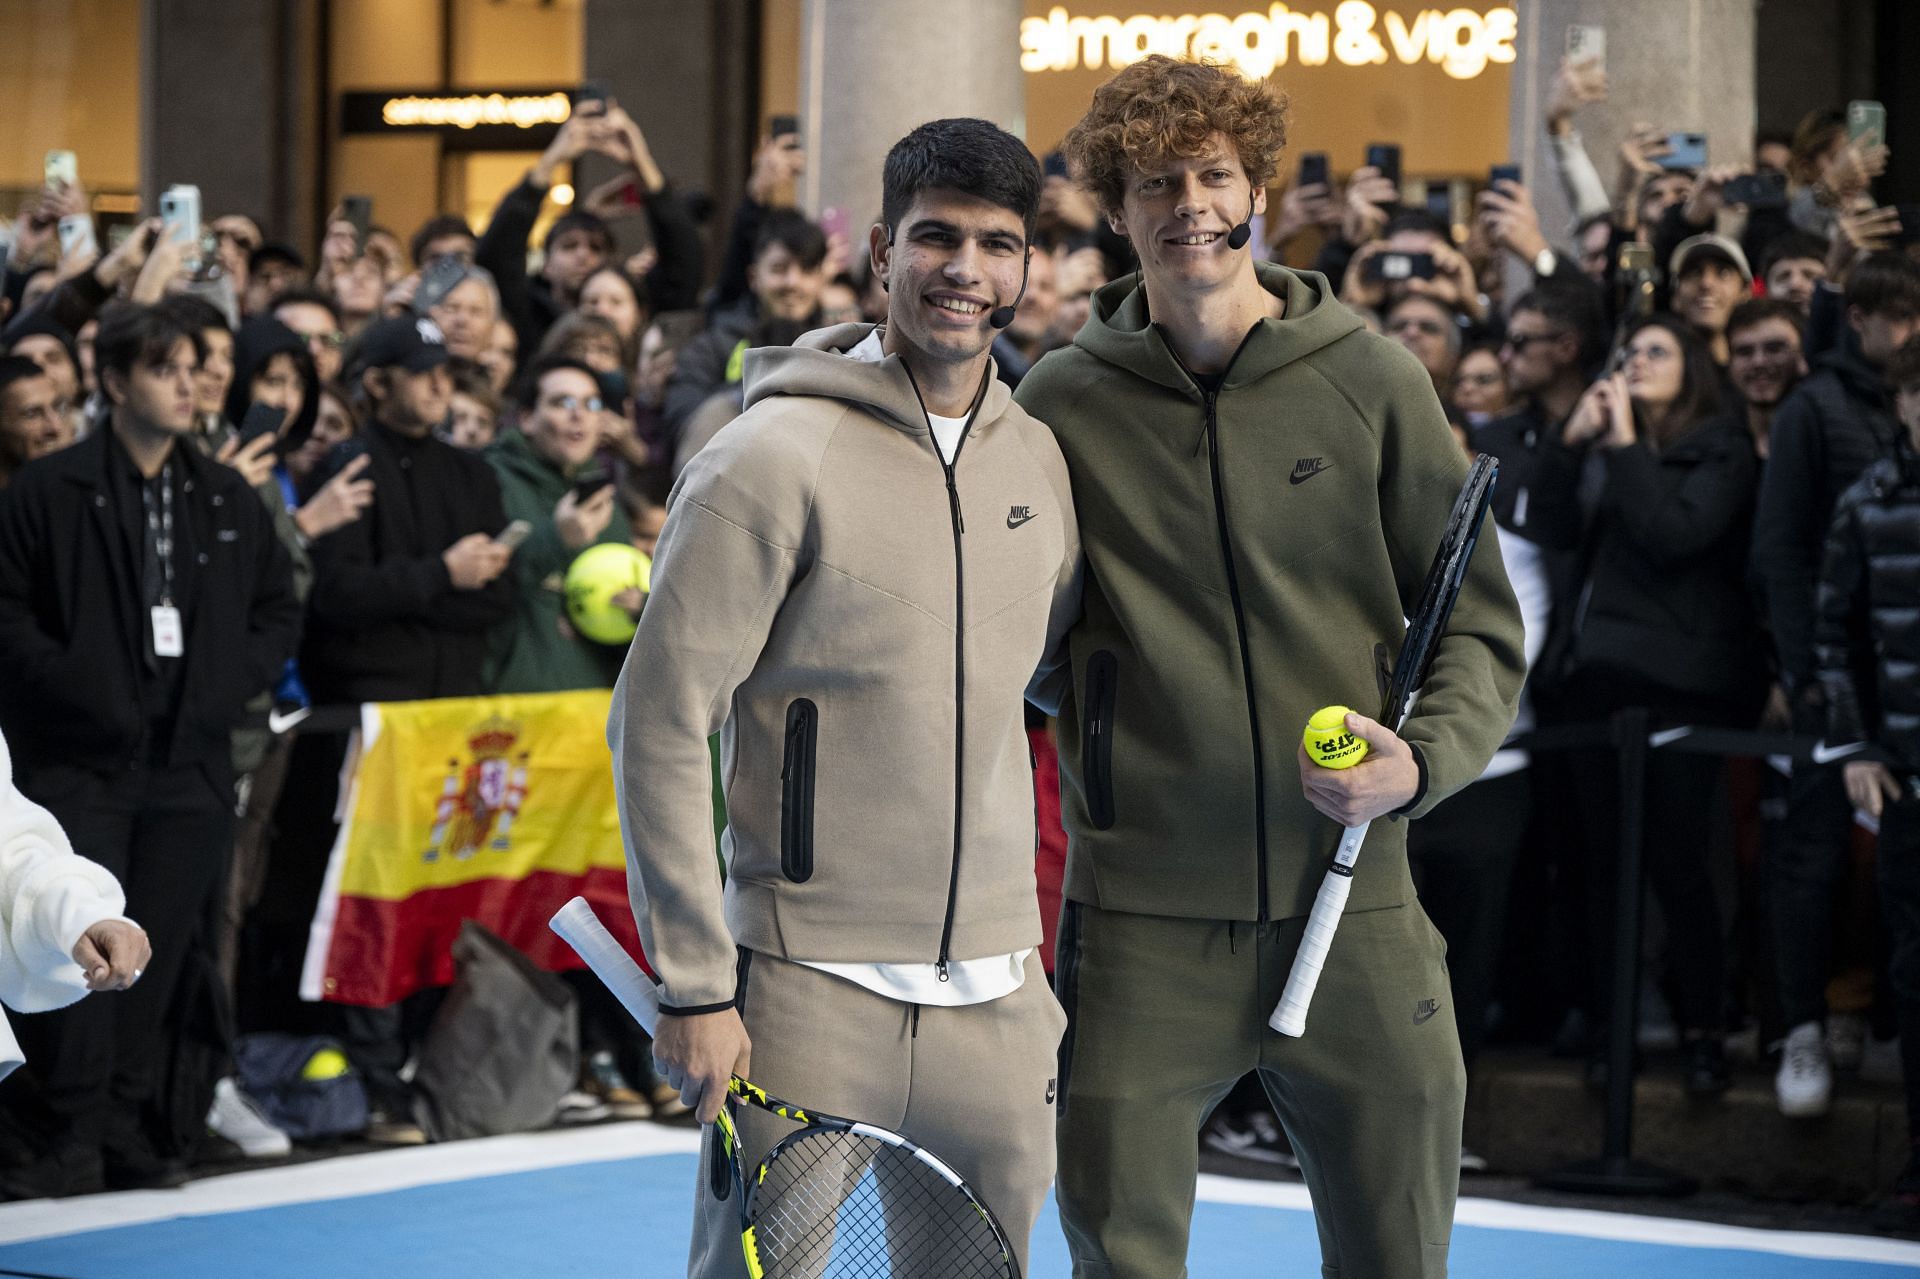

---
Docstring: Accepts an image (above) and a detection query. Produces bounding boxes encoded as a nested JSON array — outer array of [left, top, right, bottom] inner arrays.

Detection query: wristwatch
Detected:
[[1533, 248, 1558, 278]]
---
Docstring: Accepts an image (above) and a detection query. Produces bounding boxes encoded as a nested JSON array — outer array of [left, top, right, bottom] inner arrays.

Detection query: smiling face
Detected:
[[1111, 133, 1260, 298], [873, 188, 1029, 371], [1727, 316, 1805, 409], [1674, 259, 1747, 339]]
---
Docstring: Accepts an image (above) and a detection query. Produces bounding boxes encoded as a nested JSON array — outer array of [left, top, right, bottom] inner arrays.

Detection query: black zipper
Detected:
[[1165, 330, 1271, 921], [779, 698, 817, 882], [1083, 650, 1118, 829], [904, 368, 988, 981]]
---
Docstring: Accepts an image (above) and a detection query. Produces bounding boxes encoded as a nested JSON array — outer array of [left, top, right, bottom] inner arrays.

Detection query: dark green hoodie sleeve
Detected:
[[1367, 341, 1527, 818]]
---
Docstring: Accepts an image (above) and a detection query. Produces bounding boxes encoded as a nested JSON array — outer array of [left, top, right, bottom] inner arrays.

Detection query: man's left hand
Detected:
[[1297, 711, 1420, 827], [73, 920, 151, 992]]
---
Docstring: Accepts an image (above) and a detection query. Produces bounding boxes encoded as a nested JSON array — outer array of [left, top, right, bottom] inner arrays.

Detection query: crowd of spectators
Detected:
[[2, 55, 1919, 1222]]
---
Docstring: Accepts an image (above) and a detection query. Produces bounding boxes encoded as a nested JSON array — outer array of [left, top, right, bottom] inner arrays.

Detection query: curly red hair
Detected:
[[1062, 56, 1289, 216]]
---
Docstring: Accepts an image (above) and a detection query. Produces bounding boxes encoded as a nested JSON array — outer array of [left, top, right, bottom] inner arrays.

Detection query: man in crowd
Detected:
[[411, 215, 478, 270], [0, 303, 299, 1195], [990, 244, 1061, 387], [1755, 252, 1920, 1119], [1761, 232, 1830, 316], [244, 243, 307, 317], [0, 356, 71, 490], [1671, 234, 1752, 366], [1726, 298, 1808, 459], [621, 118, 1079, 1278], [1016, 56, 1524, 1277], [270, 289, 347, 386]]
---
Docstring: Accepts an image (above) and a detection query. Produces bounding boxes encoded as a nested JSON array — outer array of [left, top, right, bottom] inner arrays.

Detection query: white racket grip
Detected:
[[550, 897, 660, 1036], [1270, 867, 1355, 1037]]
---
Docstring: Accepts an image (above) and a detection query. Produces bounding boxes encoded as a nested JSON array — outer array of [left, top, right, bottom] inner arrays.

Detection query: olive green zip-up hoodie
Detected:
[[610, 323, 1081, 1014], [1015, 263, 1523, 924]]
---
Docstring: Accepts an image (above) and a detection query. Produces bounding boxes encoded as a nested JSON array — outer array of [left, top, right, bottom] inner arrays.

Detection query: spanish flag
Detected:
[[300, 691, 643, 1007]]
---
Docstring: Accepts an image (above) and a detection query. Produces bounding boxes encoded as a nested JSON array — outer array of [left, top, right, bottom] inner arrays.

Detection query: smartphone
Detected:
[[56, 214, 97, 260], [1618, 242, 1655, 274], [1565, 24, 1605, 70], [43, 149, 78, 190], [820, 205, 850, 242], [1723, 171, 1788, 211], [414, 253, 469, 315], [1365, 143, 1401, 191], [596, 368, 630, 408], [769, 114, 800, 141], [1489, 163, 1522, 189], [1847, 100, 1886, 149], [1423, 186, 1452, 226], [1365, 251, 1436, 283], [319, 435, 368, 484], [237, 401, 285, 450], [1298, 152, 1330, 190], [571, 468, 612, 504], [159, 184, 201, 249], [341, 195, 372, 253], [571, 80, 610, 111], [494, 519, 534, 552], [1659, 133, 1708, 171]]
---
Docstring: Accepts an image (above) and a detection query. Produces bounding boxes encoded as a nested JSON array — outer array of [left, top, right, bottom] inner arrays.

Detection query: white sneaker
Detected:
[[1828, 1012, 1869, 1071], [207, 1077, 293, 1157], [1776, 1022, 1833, 1118], [1459, 1147, 1489, 1173], [554, 1089, 610, 1126]]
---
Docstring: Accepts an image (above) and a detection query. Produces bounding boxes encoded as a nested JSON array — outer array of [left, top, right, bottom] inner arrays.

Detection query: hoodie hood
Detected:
[[225, 315, 320, 452], [741, 322, 1013, 437], [1072, 262, 1364, 394], [1814, 336, 1892, 410]]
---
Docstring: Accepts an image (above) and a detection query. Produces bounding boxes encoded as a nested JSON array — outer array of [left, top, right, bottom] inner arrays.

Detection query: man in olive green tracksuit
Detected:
[[1017, 58, 1525, 1278]]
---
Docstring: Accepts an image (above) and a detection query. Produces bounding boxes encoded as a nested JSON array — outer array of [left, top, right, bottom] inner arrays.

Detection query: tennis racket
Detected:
[[549, 897, 1021, 1278], [1270, 454, 1499, 1037]]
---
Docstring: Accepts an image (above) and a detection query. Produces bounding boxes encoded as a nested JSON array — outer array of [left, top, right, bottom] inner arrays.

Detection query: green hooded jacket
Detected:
[[484, 427, 632, 694], [1015, 263, 1525, 924]]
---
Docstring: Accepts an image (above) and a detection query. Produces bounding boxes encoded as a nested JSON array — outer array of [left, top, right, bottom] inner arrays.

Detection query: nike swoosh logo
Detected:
[[1007, 512, 1038, 529], [1413, 999, 1441, 1025], [268, 707, 311, 735], [1290, 461, 1331, 485], [1811, 740, 1865, 765]]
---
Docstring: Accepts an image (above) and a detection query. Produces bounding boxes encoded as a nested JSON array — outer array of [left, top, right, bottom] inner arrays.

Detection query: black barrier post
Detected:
[[1536, 706, 1699, 1197]]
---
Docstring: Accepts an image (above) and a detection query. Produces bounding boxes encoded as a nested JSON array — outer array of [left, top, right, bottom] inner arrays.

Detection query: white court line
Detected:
[[2, 1127, 1914, 1269], [1196, 1174, 1920, 1267], [0, 1123, 700, 1246]]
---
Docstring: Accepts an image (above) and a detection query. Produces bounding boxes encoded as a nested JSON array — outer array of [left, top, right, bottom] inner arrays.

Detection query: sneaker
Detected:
[[1776, 1022, 1833, 1118], [365, 1105, 428, 1146], [0, 1145, 104, 1201], [1683, 1036, 1732, 1097], [1201, 1108, 1299, 1169], [582, 1052, 653, 1120], [554, 1089, 610, 1126], [649, 1080, 693, 1119], [207, 1078, 292, 1158], [1829, 1013, 1869, 1072], [1459, 1147, 1489, 1173]]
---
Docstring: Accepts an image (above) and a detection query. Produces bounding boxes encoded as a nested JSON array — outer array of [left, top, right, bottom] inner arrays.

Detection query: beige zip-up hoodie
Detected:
[[610, 324, 1081, 1014]]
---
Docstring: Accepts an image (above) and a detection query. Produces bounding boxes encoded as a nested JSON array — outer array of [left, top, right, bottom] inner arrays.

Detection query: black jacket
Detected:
[[1815, 444, 1920, 771], [0, 430, 301, 775], [1750, 345, 1900, 686], [1538, 412, 1765, 709], [302, 424, 515, 703], [660, 298, 759, 442]]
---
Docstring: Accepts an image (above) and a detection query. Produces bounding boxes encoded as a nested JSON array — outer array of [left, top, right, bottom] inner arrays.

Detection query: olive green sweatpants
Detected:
[[1054, 901, 1465, 1279]]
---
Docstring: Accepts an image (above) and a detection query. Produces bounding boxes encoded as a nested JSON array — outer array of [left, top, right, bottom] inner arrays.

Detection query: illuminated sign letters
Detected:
[[378, 92, 572, 130], [1021, 2, 1519, 81]]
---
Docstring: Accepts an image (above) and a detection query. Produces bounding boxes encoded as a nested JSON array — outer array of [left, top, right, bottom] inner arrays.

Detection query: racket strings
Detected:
[[750, 1130, 1011, 1278]]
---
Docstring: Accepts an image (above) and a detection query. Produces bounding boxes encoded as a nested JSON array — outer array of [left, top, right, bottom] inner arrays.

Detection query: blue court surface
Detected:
[[2, 1125, 1916, 1277]]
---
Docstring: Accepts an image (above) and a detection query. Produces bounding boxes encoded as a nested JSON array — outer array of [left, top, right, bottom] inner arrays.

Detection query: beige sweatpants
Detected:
[[688, 949, 1066, 1279]]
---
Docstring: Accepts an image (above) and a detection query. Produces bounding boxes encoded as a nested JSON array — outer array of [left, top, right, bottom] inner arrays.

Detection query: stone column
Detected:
[[1508, 0, 1757, 250], [797, 0, 1025, 226]]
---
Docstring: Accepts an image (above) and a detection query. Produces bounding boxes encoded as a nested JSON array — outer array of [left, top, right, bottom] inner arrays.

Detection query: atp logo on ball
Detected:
[[1303, 705, 1371, 770]]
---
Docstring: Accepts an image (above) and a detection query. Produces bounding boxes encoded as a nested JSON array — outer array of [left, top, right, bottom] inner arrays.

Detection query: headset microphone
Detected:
[[1225, 185, 1255, 251], [989, 250, 1033, 330]]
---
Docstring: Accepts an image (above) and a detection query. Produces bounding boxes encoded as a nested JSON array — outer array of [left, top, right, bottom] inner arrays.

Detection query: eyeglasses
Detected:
[[1501, 331, 1563, 352], [544, 395, 605, 413], [304, 330, 348, 351]]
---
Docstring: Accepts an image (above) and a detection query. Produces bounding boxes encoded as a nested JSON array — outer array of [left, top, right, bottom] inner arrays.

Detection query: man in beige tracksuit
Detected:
[[609, 119, 1080, 1278]]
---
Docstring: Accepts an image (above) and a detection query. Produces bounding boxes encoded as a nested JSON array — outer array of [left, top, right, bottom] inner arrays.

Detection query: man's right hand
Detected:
[[1846, 759, 1903, 820], [653, 1006, 751, 1124], [443, 533, 511, 590], [555, 485, 615, 550]]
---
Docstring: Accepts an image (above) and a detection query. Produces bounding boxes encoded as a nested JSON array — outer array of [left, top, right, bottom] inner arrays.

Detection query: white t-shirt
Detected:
[[782, 330, 1029, 1008]]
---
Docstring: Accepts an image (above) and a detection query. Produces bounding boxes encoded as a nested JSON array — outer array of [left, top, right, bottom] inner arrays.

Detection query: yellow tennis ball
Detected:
[[301, 1047, 352, 1082], [1302, 705, 1369, 770]]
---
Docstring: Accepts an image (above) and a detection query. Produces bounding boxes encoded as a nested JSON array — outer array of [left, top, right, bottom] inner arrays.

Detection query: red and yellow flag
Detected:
[[301, 690, 645, 1007]]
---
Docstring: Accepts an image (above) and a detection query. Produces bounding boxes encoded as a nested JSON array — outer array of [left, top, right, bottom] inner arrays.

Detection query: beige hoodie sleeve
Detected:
[[608, 413, 820, 1013]]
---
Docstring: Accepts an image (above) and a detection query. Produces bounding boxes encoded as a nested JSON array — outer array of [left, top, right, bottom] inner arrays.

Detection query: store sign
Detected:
[[339, 89, 574, 148], [1021, 2, 1519, 81]]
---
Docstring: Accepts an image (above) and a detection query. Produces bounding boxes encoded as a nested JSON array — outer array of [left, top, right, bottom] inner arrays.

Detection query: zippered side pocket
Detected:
[[780, 699, 818, 882], [1083, 652, 1117, 830]]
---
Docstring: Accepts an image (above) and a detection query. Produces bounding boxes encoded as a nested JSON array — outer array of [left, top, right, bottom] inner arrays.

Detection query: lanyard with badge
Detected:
[[141, 463, 184, 658]]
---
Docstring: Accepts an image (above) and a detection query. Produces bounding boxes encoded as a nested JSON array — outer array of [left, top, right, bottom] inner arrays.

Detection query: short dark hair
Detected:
[[448, 357, 503, 417], [93, 302, 208, 390], [1511, 282, 1607, 375], [1727, 297, 1806, 344], [155, 293, 230, 339], [1847, 253, 1920, 320], [0, 355, 50, 400], [411, 214, 476, 267], [541, 210, 612, 257], [882, 118, 1043, 242], [270, 287, 342, 324], [752, 210, 829, 271], [1889, 337, 1920, 393], [519, 353, 602, 409], [248, 241, 305, 273], [1384, 209, 1455, 246], [1758, 230, 1827, 280]]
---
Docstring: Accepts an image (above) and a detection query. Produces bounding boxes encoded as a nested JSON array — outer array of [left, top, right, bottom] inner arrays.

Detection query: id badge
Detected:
[[151, 604, 183, 657]]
